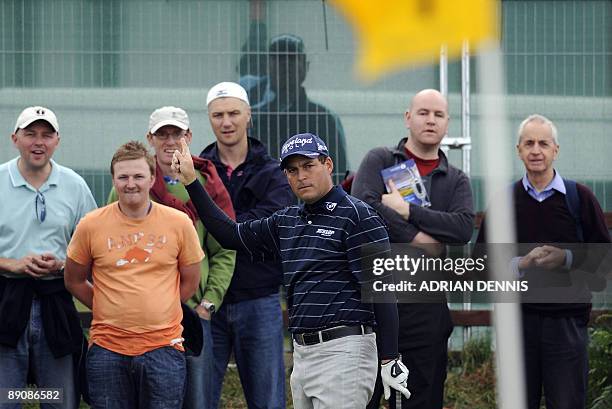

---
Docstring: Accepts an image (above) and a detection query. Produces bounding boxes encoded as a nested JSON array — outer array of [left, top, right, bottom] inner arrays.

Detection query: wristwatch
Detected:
[[199, 300, 216, 314]]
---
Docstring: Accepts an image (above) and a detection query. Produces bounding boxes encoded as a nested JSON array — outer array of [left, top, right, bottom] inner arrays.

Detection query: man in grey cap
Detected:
[[0, 106, 97, 408]]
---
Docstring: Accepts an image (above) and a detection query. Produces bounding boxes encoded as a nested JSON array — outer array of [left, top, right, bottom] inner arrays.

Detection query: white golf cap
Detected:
[[14, 106, 59, 133], [206, 82, 250, 106], [149, 106, 190, 134]]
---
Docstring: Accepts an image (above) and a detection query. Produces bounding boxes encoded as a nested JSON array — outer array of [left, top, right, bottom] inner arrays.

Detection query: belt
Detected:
[[293, 325, 373, 346]]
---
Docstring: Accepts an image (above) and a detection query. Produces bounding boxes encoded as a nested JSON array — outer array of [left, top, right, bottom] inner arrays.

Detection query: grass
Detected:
[[444, 337, 497, 409]]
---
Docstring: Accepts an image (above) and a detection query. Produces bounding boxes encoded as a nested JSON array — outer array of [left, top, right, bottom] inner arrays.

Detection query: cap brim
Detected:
[[279, 151, 326, 169], [206, 95, 250, 107], [150, 120, 189, 134], [16, 118, 59, 133]]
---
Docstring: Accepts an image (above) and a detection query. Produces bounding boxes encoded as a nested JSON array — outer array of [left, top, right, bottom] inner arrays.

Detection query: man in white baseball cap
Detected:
[[0, 106, 97, 407], [14, 105, 60, 133], [198, 81, 294, 409], [206, 81, 250, 106]]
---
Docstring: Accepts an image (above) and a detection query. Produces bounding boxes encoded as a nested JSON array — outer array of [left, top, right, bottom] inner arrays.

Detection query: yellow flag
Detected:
[[330, 0, 499, 80]]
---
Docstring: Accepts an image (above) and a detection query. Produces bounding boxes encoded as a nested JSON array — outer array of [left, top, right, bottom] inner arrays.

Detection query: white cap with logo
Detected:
[[206, 82, 250, 106], [149, 106, 190, 134], [14, 106, 59, 133]]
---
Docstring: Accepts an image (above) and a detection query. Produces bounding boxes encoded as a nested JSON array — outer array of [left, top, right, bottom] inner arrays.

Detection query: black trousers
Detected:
[[522, 311, 589, 409], [367, 339, 449, 409]]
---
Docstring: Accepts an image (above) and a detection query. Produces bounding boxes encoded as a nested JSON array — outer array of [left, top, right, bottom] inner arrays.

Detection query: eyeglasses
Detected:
[[35, 191, 46, 223], [153, 130, 186, 141]]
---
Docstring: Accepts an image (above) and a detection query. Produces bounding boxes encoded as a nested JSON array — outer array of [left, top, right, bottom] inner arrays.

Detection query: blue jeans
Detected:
[[87, 344, 186, 409], [210, 293, 285, 409], [183, 317, 213, 409], [0, 299, 76, 409]]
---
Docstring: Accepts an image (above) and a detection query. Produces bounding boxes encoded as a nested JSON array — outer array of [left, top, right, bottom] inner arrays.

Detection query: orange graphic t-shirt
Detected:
[[67, 202, 204, 356]]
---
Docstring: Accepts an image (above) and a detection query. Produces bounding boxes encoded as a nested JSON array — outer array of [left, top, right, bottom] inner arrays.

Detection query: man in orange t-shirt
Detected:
[[65, 141, 204, 408]]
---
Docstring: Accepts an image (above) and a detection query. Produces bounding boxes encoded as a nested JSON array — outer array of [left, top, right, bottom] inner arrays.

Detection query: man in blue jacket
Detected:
[[199, 81, 295, 409]]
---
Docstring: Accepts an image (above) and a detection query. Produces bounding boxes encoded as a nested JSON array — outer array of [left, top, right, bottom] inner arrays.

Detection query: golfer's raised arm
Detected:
[[173, 138, 276, 260]]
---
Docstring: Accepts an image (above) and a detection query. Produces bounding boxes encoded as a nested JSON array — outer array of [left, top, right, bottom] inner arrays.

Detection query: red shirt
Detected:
[[404, 147, 439, 176]]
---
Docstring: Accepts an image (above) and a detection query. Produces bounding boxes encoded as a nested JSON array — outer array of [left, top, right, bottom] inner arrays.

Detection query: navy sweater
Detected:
[[478, 180, 610, 318], [200, 138, 295, 303]]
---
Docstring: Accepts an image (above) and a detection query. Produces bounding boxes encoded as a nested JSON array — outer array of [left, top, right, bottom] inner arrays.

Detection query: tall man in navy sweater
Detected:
[[353, 89, 474, 409], [477, 114, 610, 409], [199, 82, 294, 409], [175, 131, 410, 409]]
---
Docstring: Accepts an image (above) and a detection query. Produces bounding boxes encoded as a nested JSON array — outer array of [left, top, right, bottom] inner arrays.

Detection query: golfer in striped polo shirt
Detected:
[[173, 132, 410, 408]]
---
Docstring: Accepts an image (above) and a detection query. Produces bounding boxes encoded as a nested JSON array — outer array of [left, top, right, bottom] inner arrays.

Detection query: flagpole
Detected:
[[477, 42, 527, 409]]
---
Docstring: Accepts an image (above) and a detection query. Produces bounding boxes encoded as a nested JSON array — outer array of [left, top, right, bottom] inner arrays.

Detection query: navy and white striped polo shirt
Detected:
[[236, 186, 391, 334]]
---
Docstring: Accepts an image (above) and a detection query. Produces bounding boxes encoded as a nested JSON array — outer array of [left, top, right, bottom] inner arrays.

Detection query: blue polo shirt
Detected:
[[0, 157, 97, 279], [234, 186, 391, 333]]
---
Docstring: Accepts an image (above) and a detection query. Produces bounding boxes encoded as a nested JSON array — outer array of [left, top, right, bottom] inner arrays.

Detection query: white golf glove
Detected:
[[380, 358, 411, 400]]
